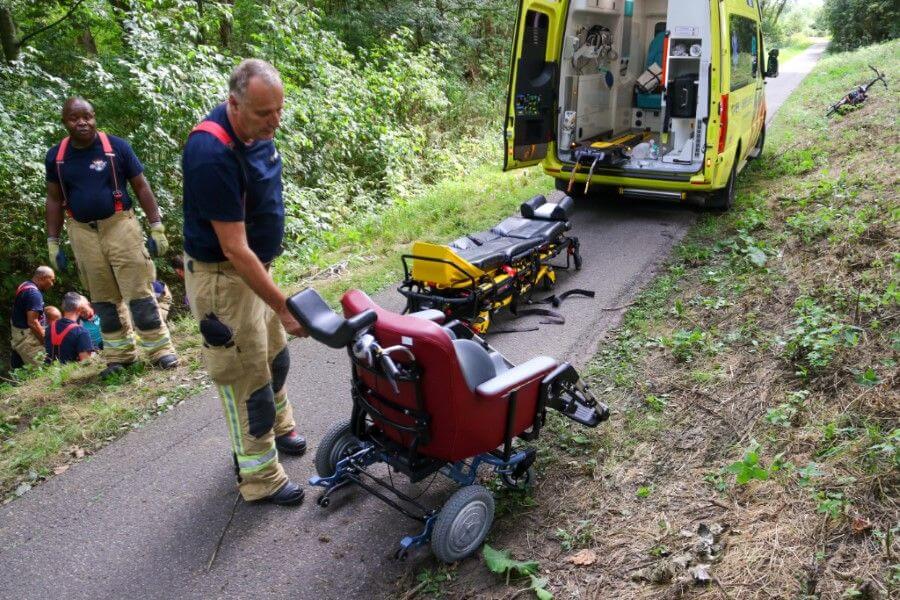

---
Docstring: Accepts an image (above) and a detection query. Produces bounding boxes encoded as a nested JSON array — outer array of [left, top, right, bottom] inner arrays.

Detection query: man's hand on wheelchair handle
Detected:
[[279, 307, 309, 338]]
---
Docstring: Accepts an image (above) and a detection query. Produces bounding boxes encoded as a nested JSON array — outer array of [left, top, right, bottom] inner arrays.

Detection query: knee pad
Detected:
[[94, 301, 124, 334], [129, 296, 162, 331], [271, 348, 290, 394], [246, 384, 275, 438]]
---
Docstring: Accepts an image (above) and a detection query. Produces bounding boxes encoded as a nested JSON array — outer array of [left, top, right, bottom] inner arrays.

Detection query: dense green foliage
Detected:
[[0, 0, 516, 363], [822, 0, 900, 51]]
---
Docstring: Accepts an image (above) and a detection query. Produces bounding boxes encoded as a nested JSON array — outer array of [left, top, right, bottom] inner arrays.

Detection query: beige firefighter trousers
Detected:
[[10, 324, 44, 366], [184, 255, 296, 500], [67, 210, 175, 364]]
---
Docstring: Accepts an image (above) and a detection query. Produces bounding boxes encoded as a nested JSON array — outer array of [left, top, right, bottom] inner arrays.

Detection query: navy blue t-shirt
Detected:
[[11, 281, 44, 329], [45, 134, 143, 222], [44, 318, 93, 364], [182, 103, 285, 263]]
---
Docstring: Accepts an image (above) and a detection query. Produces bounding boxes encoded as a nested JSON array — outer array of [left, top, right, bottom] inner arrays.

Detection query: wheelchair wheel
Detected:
[[431, 485, 494, 563], [500, 466, 535, 491], [314, 419, 360, 478]]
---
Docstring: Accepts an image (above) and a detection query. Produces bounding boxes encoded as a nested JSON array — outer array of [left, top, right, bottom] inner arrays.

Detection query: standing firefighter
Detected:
[[182, 59, 308, 506], [45, 97, 178, 378]]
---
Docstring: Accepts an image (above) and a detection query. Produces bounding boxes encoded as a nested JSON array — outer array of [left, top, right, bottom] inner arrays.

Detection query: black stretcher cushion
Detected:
[[520, 194, 574, 221], [493, 217, 567, 242]]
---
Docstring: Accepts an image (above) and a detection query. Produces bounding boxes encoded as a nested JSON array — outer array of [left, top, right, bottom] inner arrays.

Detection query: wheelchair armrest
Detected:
[[409, 309, 446, 324], [475, 356, 557, 401]]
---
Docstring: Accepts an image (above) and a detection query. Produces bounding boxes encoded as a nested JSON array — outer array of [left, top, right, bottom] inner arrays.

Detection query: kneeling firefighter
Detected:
[[181, 59, 309, 506], [45, 97, 178, 378]]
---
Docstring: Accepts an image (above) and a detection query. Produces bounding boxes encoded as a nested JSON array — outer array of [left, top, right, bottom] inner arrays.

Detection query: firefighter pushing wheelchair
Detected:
[[286, 287, 608, 563]]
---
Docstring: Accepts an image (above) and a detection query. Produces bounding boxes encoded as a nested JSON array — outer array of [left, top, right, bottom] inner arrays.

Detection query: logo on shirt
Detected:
[[89, 159, 108, 172]]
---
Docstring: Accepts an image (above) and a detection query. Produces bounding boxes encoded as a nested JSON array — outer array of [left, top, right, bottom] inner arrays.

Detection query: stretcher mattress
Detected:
[[445, 194, 572, 270]]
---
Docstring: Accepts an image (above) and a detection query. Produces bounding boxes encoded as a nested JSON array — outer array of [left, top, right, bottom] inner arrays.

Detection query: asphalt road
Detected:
[[0, 43, 825, 600]]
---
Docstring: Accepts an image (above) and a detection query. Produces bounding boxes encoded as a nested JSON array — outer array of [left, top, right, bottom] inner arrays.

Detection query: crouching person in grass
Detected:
[[9, 266, 56, 369], [45, 292, 94, 364]]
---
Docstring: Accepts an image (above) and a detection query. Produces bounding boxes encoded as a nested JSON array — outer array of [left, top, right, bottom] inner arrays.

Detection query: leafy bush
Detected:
[[822, 0, 900, 51], [0, 0, 513, 366]]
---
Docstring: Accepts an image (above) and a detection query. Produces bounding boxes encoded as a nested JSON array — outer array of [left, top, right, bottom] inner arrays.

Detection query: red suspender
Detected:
[[55, 137, 74, 218], [49, 321, 78, 358], [15, 281, 38, 297], [98, 132, 124, 212], [190, 121, 235, 147], [189, 120, 248, 208], [55, 131, 124, 218]]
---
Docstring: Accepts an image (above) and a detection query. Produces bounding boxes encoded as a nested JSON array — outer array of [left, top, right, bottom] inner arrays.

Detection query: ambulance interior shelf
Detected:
[[556, 1, 709, 176]]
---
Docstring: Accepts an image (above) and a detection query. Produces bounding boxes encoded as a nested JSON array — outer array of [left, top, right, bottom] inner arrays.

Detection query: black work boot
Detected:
[[275, 430, 307, 456], [264, 481, 305, 506], [154, 354, 179, 370], [100, 362, 133, 380]]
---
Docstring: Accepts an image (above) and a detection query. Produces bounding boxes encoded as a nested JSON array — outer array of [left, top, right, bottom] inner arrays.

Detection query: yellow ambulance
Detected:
[[504, 0, 780, 209]]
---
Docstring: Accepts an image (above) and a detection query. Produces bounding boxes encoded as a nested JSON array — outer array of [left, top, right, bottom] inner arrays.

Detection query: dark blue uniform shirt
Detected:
[[44, 318, 93, 364], [11, 281, 44, 329], [45, 134, 143, 223], [182, 103, 285, 263]]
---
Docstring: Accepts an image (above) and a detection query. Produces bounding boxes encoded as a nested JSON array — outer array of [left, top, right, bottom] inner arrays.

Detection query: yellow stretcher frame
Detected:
[[399, 235, 577, 334]]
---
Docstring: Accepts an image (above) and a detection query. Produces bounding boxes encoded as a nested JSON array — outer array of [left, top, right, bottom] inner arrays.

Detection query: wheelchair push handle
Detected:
[[286, 288, 376, 349]]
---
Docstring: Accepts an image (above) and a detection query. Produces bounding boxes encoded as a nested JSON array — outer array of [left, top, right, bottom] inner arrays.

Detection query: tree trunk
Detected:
[[78, 27, 97, 54], [218, 0, 233, 49], [0, 6, 18, 62]]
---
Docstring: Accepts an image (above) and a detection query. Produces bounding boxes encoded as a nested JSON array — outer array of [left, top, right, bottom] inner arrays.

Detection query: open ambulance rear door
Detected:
[[503, 0, 566, 171]]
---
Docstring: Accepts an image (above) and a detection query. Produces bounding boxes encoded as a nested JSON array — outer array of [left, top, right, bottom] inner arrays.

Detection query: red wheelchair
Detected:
[[287, 288, 608, 562]]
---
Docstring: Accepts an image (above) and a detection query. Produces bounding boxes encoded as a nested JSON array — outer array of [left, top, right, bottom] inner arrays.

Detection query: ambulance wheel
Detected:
[[501, 466, 535, 491], [432, 485, 495, 563], [315, 419, 360, 478], [707, 158, 737, 212]]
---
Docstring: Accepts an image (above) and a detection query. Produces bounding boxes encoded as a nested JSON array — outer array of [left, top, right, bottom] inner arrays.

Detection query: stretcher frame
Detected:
[[398, 232, 582, 334]]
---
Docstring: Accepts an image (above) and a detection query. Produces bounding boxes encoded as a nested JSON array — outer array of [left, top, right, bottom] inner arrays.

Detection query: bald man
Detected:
[[45, 97, 178, 378], [10, 266, 55, 368], [182, 59, 308, 506]]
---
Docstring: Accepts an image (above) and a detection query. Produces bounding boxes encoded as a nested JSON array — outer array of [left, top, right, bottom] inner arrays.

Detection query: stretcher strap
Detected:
[[492, 288, 595, 334], [536, 288, 596, 308]]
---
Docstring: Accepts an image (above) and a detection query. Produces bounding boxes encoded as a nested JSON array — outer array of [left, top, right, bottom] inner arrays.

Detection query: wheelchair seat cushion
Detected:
[[453, 339, 497, 391]]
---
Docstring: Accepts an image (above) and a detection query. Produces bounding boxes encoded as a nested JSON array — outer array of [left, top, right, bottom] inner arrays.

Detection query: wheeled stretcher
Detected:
[[398, 193, 582, 333], [286, 288, 608, 563]]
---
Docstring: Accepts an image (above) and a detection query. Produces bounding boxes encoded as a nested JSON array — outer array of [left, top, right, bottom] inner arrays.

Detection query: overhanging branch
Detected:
[[17, 0, 88, 48]]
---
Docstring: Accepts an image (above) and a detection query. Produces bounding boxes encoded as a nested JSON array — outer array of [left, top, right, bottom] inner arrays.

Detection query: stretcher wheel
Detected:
[[574, 253, 583, 271], [431, 485, 494, 563], [315, 419, 360, 478], [500, 466, 535, 491]]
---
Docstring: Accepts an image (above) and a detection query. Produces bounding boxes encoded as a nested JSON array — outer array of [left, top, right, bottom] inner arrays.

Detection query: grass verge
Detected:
[[0, 149, 552, 502], [405, 39, 898, 599]]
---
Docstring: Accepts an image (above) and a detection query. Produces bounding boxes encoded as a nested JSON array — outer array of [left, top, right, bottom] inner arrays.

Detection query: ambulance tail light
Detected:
[[717, 94, 729, 154]]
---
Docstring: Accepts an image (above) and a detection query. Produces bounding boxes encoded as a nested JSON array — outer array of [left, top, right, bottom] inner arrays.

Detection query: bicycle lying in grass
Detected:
[[826, 65, 888, 117]]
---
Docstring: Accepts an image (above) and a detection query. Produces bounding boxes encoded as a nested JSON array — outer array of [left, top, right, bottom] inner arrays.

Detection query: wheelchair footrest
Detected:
[[560, 399, 609, 427], [541, 362, 610, 428]]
